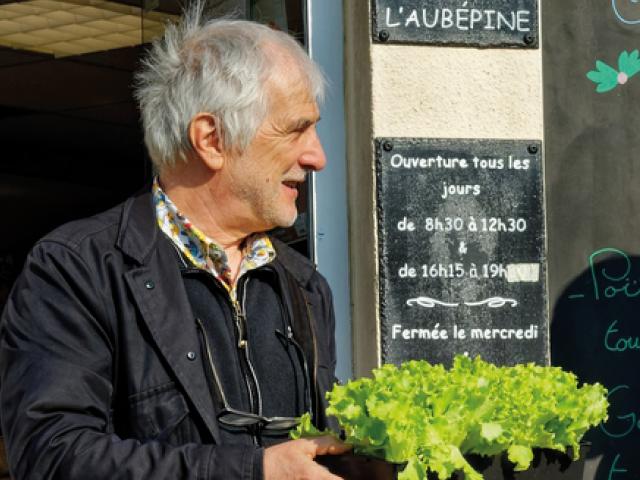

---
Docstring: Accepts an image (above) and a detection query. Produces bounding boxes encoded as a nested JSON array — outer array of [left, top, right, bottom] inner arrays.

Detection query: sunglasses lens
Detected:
[[218, 410, 300, 431], [263, 417, 300, 431], [219, 411, 261, 427]]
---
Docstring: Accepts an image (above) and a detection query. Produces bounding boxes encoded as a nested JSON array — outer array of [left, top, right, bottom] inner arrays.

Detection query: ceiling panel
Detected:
[[0, 0, 176, 57]]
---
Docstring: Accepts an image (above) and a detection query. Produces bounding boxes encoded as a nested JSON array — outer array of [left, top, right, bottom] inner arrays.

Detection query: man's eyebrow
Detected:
[[287, 116, 321, 132]]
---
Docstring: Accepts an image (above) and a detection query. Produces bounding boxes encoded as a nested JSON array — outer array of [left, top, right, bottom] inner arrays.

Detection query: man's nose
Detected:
[[299, 129, 327, 172]]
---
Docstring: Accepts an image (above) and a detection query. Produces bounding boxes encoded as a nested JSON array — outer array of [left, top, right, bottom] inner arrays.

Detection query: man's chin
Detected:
[[253, 205, 298, 233], [280, 213, 298, 229], [273, 208, 299, 230]]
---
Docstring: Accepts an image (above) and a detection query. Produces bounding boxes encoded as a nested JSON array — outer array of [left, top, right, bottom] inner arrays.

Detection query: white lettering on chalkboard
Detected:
[[384, 7, 531, 32], [389, 153, 530, 170], [472, 156, 504, 169], [379, 139, 544, 367], [392, 323, 449, 340], [418, 216, 528, 233], [397, 262, 510, 279], [391, 323, 539, 341], [389, 153, 469, 169], [441, 182, 480, 199], [470, 324, 539, 340]]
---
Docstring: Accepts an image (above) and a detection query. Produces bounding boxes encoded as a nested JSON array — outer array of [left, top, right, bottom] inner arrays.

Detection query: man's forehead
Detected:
[[262, 43, 310, 94], [267, 79, 315, 107], [265, 72, 317, 120], [259, 42, 319, 123]]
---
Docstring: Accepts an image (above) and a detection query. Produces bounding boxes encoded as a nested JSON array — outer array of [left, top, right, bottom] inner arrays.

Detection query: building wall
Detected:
[[344, 0, 544, 377]]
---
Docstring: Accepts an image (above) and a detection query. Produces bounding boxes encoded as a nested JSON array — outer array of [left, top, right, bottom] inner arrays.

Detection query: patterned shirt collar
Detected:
[[152, 178, 276, 297]]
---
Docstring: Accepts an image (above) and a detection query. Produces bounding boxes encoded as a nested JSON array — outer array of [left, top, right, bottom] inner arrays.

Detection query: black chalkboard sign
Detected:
[[376, 138, 546, 367], [544, 1, 640, 479], [371, 0, 539, 47]]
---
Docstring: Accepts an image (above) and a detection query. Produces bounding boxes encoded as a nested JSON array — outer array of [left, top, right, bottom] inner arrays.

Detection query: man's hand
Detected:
[[263, 436, 352, 480]]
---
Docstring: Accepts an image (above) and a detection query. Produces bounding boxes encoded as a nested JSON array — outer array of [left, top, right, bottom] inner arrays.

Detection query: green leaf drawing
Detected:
[[587, 50, 640, 93], [618, 49, 640, 77], [587, 60, 619, 93]]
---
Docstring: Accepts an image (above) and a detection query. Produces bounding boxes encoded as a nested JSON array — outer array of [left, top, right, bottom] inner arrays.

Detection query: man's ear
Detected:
[[188, 113, 224, 171]]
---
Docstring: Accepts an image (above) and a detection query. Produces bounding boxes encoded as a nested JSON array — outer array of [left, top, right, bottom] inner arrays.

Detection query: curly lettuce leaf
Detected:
[[290, 412, 327, 439], [294, 356, 609, 480], [507, 445, 534, 471]]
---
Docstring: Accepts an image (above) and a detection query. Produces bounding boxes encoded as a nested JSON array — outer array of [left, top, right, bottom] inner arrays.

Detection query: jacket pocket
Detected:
[[128, 382, 190, 443]]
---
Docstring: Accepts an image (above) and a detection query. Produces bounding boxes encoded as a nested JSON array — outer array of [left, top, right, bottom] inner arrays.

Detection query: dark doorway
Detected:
[[0, 0, 309, 310]]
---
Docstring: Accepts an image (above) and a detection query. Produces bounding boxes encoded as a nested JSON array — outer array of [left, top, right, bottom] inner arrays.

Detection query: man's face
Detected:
[[222, 68, 326, 232]]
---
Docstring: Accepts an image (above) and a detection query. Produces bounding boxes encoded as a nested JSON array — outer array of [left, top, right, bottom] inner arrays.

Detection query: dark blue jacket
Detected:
[[0, 191, 338, 480]]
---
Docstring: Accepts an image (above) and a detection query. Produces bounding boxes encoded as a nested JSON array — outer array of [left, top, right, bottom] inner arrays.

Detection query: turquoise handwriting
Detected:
[[605, 320, 640, 352], [608, 454, 629, 480], [601, 385, 640, 438], [589, 248, 640, 300]]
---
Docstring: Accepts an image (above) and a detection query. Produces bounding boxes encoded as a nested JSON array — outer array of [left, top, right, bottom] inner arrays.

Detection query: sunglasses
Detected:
[[198, 318, 312, 432]]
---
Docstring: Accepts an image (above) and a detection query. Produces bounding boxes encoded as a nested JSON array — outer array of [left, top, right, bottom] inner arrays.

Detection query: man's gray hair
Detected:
[[134, 1, 325, 172]]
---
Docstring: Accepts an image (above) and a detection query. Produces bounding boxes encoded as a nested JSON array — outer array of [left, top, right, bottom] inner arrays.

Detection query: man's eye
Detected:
[[286, 128, 305, 138], [290, 121, 314, 134]]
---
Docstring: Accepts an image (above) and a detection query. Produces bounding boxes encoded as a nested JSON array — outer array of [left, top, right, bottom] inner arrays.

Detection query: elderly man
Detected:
[[0, 4, 348, 479]]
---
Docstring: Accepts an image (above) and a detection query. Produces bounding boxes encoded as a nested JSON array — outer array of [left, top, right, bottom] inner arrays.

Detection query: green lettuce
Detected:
[[293, 355, 609, 480]]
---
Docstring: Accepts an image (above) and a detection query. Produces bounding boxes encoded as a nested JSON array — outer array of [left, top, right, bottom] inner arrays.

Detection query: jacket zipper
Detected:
[[181, 252, 316, 431], [183, 264, 260, 444], [233, 277, 263, 416]]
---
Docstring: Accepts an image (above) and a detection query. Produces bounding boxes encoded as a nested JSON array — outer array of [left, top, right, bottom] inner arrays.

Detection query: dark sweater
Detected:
[[181, 262, 307, 448]]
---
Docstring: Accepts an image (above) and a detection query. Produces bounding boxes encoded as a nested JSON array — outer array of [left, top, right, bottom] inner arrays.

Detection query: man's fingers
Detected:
[[264, 439, 347, 480], [309, 461, 345, 480], [309, 435, 352, 456]]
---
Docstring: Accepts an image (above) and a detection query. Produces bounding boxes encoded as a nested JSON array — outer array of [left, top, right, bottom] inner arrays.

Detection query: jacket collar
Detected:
[[116, 189, 159, 265], [271, 238, 317, 288], [115, 189, 319, 287]]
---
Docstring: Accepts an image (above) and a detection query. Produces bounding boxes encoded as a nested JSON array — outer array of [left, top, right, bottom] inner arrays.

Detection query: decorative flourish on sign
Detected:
[[464, 297, 518, 308], [406, 297, 459, 308], [612, 0, 640, 25], [587, 50, 640, 93], [406, 296, 518, 308]]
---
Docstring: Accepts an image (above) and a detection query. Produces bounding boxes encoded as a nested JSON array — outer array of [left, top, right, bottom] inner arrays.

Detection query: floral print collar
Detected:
[[152, 178, 276, 298]]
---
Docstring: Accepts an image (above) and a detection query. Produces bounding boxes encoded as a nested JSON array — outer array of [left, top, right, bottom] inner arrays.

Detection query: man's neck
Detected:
[[158, 171, 248, 279]]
